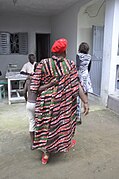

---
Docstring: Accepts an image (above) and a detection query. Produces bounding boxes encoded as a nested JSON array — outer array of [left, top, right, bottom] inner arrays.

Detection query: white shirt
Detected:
[[20, 62, 36, 74]]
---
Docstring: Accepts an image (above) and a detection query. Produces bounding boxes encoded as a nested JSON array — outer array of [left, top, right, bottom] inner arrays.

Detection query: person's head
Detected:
[[78, 42, 89, 54], [51, 38, 68, 58], [28, 54, 35, 64]]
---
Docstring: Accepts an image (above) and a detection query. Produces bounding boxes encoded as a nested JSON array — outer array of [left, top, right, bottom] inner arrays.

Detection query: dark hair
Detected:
[[28, 54, 35, 59], [78, 42, 89, 54]]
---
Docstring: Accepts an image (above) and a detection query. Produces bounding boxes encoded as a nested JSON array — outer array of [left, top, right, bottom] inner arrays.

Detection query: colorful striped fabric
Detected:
[[30, 56, 80, 153]]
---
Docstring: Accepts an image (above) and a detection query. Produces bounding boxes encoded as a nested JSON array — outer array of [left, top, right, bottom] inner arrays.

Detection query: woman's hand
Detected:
[[83, 102, 89, 115], [49, 78, 58, 86], [50, 78, 58, 86], [79, 82, 89, 116]]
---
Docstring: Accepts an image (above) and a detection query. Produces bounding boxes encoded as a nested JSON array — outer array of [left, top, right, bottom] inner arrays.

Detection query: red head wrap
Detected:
[[51, 38, 68, 53]]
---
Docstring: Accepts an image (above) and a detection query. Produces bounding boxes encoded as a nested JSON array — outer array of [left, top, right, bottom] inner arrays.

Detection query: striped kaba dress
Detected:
[[30, 55, 79, 153]]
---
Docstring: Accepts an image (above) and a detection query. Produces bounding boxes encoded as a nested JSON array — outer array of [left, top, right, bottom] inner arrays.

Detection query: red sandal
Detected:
[[41, 153, 49, 165], [70, 139, 76, 148]]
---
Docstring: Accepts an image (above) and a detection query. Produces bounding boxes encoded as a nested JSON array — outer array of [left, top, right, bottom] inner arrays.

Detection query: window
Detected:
[[0, 32, 28, 55], [0, 33, 10, 54], [10, 33, 19, 53]]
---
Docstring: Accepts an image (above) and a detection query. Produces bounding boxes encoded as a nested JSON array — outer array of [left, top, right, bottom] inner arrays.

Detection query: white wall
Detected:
[[77, 0, 105, 54], [51, 0, 91, 61], [0, 14, 51, 78], [101, 0, 119, 104], [77, 0, 119, 105]]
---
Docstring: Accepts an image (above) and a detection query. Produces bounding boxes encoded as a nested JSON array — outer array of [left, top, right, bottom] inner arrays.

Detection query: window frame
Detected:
[[0, 32, 28, 55]]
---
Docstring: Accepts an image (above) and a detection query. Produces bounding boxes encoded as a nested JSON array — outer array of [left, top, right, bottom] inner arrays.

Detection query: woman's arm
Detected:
[[79, 83, 89, 115], [38, 79, 58, 93]]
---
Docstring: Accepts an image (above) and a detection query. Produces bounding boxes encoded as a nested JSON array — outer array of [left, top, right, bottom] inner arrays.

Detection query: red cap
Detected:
[[51, 38, 68, 53]]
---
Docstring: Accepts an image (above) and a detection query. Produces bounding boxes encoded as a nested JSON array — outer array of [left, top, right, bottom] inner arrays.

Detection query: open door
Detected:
[[36, 34, 50, 62]]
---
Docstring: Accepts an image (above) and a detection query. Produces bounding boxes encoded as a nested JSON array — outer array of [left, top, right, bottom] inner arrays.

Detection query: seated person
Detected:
[[20, 54, 36, 76]]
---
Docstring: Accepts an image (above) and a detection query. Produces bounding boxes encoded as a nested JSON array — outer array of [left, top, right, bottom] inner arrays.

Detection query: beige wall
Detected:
[[51, 0, 91, 61], [77, 0, 105, 54], [0, 14, 51, 78]]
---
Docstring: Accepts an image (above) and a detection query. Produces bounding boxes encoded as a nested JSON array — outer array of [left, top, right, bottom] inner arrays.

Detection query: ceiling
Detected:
[[0, 0, 81, 16]]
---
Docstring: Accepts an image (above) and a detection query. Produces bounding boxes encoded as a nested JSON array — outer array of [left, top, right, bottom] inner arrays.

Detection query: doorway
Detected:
[[36, 33, 50, 62]]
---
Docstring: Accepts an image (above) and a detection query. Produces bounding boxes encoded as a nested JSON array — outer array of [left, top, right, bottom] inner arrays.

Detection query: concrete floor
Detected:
[[0, 99, 119, 179]]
